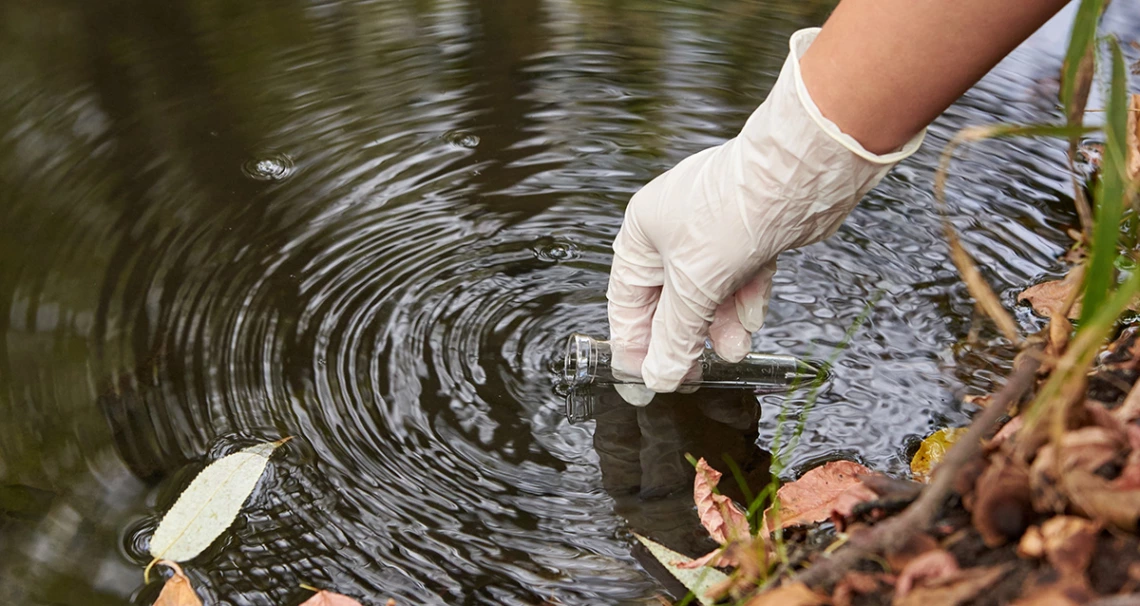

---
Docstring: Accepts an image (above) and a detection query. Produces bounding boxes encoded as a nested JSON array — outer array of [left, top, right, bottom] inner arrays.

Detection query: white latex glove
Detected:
[[607, 27, 924, 396]]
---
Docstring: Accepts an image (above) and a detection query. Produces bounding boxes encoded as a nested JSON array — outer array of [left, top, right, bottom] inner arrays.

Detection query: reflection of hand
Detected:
[[607, 27, 922, 394], [592, 388, 769, 557]]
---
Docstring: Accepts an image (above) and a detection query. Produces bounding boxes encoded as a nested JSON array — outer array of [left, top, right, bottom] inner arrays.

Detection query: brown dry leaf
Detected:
[[972, 455, 1033, 546], [1128, 93, 1139, 182], [832, 572, 892, 606], [963, 394, 993, 409], [1018, 274, 1083, 319], [1039, 516, 1099, 579], [1063, 470, 1140, 532], [988, 416, 1024, 450], [894, 549, 959, 598], [911, 427, 969, 483], [893, 564, 1010, 606], [744, 582, 830, 606], [298, 589, 365, 606], [1031, 427, 1125, 515], [765, 461, 876, 531], [153, 561, 202, 606], [692, 458, 749, 544]]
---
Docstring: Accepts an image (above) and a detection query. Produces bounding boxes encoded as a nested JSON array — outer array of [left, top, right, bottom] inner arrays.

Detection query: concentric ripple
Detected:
[[1, 1, 1139, 605]]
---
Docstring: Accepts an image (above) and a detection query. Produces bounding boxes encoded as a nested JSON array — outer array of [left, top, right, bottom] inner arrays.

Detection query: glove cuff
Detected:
[[786, 28, 925, 165]]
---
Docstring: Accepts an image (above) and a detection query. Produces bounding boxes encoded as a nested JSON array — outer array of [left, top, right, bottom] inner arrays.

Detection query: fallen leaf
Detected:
[[703, 541, 770, 602], [765, 461, 876, 531], [299, 589, 364, 606], [893, 564, 1010, 606], [1018, 274, 1083, 319], [894, 549, 959, 598], [911, 427, 969, 483], [988, 416, 1024, 449], [1031, 427, 1126, 516], [832, 572, 892, 606], [971, 455, 1033, 546], [744, 582, 829, 606], [149, 438, 290, 567], [153, 561, 202, 606], [1038, 516, 1099, 579], [634, 534, 730, 606], [1063, 470, 1140, 532], [692, 458, 750, 544]]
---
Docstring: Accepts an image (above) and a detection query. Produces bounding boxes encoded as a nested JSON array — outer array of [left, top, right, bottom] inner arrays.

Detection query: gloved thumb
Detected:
[[642, 273, 715, 392]]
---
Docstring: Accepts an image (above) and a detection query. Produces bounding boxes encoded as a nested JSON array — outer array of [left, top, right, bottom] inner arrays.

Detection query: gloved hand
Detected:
[[607, 27, 924, 396]]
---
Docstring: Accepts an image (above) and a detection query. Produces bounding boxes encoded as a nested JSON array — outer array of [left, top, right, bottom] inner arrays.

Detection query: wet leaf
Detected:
[[149, 438, 290, 566], [299, 589, 365, 606], [692, 458, 749, 544], [893, 565, 1010, 606], [910, 427, 969, 483], [765, 461, 876, 531], [634, 533, 730, 606], [1018, 274, 1084, 319], [894, 549, 959, 598], [744, 582, 829, 606], [153, 561, 202, 606]]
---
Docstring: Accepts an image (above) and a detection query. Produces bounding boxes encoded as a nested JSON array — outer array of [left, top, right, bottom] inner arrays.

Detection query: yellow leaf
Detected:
[[911, 428, 969, 483], [153, 561, 202, 606]]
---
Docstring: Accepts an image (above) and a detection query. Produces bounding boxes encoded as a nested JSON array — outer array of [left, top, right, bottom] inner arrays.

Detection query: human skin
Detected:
[[800, 0, 1073, 155]]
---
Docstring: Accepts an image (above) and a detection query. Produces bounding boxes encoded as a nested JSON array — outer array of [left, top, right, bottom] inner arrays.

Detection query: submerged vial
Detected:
[[561, 333, 826, 390]]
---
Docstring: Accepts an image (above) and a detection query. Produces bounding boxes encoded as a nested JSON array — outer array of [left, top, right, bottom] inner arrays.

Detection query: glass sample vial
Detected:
[[562, 333, 826, 390]]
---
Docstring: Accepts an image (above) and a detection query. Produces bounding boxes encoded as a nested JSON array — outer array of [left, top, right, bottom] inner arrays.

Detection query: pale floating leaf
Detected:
[[153, 561, 202, 606], [149, 438, 289, 564], [634, 533, 729, 606], [299, 589, 366, 606]]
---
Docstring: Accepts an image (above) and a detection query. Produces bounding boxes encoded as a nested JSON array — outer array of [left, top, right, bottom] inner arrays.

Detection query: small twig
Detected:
[[797, 341, 1043, 589]]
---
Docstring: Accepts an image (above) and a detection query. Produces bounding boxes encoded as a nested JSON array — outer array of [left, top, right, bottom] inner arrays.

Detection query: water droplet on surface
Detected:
[[444, 131, 480, 149], [242, 152, 295, 181], [531, 237, 580, 263]]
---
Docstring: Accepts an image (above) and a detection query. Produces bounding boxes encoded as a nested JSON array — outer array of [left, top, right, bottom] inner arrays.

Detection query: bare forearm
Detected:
[[800, 0, 1071, 154]]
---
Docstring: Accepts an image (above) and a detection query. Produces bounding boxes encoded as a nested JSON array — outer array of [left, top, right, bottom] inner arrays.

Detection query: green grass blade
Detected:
[[1061, 0, 1104, 114], [1080, 39, 1130, 325]]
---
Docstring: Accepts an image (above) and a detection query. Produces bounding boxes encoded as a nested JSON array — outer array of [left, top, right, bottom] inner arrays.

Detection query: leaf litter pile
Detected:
[[645, 331, 1140, 606]]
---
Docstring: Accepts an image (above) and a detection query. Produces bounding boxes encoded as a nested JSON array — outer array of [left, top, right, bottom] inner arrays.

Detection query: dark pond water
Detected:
[[2, 1, 1139, 604]]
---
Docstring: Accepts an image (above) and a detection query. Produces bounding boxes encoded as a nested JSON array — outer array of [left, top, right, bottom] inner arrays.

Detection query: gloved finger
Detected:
[[710, 298, 751, 363], [735, 258, 777, 333], [607, 227, 663, 378], [642, 270, 716, 393]]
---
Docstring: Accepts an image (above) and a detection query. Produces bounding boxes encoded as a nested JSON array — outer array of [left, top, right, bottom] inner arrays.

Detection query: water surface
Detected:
[[2, 1, 1139, 604]]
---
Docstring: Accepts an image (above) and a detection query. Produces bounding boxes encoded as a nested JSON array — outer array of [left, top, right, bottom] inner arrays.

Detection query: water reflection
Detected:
[[1, 0, 1138, 603]]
